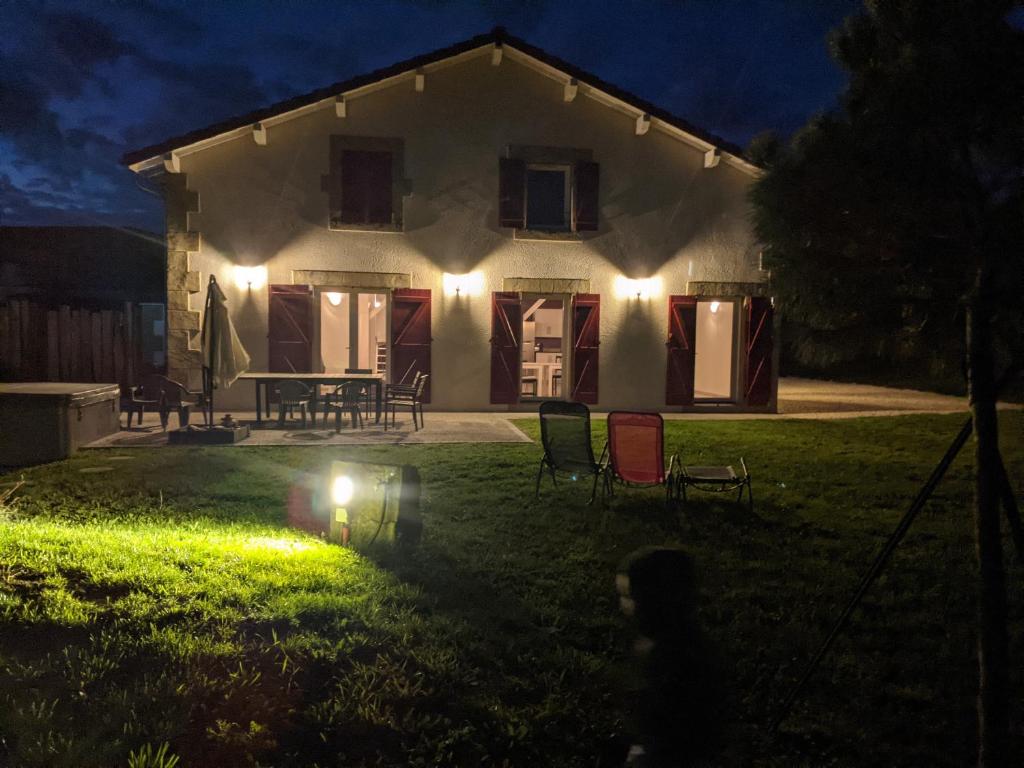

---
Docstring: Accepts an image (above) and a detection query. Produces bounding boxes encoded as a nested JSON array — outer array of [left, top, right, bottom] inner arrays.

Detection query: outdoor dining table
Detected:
[[237, 372, 385, 425]]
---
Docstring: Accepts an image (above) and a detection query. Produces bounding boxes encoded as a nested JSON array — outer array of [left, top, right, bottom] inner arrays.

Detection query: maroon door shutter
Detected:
[[498, 157, 526, 228], [489, 292, 522, 404], [666, 295, 697, 406], [391, 288, 432, 402], [745, 297, 774, 407], [571, 293, 600, 404], [268, 284, 312, 373], [573, 161, 599, 231]]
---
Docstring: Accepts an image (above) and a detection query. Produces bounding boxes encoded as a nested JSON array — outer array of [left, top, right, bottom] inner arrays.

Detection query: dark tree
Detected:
[[750, 1, 1024, 764]]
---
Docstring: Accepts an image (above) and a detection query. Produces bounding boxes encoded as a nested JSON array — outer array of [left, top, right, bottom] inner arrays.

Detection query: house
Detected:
[[121, 28, 775, 412]]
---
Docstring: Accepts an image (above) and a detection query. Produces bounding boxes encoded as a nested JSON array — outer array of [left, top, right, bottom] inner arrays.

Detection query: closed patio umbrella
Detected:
[[201, 275, 250, 424]]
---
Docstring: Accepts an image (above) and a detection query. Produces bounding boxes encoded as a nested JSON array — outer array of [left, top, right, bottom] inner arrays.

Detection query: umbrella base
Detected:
[[168, 424, 250, 445]]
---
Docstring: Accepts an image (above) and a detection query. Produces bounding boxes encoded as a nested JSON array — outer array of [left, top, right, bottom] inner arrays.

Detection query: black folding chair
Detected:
[[536, 400, 607, 504]]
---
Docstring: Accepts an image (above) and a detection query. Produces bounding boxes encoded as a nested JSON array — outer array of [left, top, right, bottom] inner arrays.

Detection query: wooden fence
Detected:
[[0, 300, 145, 388]]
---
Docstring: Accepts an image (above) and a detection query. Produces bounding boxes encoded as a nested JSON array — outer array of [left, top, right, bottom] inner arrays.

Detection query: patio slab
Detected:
[[82, 377, 1019, 450], [84, 412, 532, 448]]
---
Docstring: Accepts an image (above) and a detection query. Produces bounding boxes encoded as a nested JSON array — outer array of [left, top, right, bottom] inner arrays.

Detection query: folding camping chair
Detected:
[[678, 457, 753, 512], [605, 411, 680, 506], [536, 400, 607, 504]]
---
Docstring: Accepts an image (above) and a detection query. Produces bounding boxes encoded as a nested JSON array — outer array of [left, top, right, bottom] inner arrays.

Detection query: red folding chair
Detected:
[[606, 411, 680, 505]]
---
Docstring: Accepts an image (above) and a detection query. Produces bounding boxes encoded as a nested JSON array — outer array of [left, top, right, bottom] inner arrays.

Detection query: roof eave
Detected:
[[122, 29, 760, 177]]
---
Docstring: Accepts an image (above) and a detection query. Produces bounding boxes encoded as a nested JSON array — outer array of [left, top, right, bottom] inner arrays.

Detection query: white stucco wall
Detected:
[[176, 51, 764, 410]]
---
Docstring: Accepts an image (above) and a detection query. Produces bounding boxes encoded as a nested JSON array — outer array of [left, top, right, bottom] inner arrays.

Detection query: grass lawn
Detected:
[[1, 413, 1022, 767]]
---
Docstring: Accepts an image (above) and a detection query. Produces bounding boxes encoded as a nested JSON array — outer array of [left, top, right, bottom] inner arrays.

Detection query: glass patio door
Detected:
[[319, 291, 388, 375]]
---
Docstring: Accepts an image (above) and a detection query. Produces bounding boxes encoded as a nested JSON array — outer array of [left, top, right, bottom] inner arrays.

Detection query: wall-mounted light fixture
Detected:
[[709, 300, 721, 314], [613, 275, 662, 300], [325, 292, 343, 306], [233, 265, 267, 291], [442, 272, 484, 297]]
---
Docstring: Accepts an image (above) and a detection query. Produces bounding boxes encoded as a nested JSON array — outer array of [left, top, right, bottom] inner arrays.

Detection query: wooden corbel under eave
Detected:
[[704, 148, 721, 168], [414, 69, 425, 92], [335, 95, 347, 118], [563, 78, 578, 102], [252, 122, 267, 145], [162, 152, 181, 173], [635, 113, 651, 136]]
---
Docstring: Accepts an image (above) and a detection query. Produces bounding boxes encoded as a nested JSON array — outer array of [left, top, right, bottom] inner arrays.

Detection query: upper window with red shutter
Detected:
[[322, 136, 405, 231], [340, 150, 392, 225], [498, 147, 599, 237], [526, 165, 571, 231]]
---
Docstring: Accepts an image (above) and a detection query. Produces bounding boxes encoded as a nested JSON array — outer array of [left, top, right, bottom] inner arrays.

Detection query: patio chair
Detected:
[[536, 400, 607, 504], [385, 373, 428, 431], [345, 368, 374, 415], [387, 370, 421, 395], [605, 411, 680, 506], [122, 381, 159, 428], [322, 381, 364, 432], [157, 375, 203, 430], [678, 457, 753, 512], [126, 374, 199, 429], [275, 380, 313, 428]]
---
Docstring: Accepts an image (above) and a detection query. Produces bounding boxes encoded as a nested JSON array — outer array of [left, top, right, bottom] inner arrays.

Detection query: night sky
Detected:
[[1, 0, 858, 233]]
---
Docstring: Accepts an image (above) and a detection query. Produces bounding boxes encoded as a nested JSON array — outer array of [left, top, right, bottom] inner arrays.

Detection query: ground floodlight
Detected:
[[317, 460, 421, 548]]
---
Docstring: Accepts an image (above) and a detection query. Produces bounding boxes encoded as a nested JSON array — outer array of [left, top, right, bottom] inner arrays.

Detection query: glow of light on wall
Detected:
[[709, 300, 721, 314], [326, 292, 343, 306], [613, 275, 662, 300], [442, 272, 484, 297], [233, 265, 267, 290]]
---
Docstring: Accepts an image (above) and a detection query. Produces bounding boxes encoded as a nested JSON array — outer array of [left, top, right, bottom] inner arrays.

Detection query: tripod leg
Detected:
[[769, 415, 973, 733]]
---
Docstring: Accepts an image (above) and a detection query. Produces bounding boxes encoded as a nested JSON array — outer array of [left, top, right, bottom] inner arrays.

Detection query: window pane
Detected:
[[341, 150, 392, 224], [320, 292, 349, 372], [526, 169, 567, 230]]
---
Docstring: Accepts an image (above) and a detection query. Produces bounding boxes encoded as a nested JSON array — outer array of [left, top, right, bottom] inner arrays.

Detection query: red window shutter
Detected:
[[498, 157, 526, 228], [665, 295, 697, 406], [745, 297, 774, 407], [571, 293, 600, 404], [489, 292, 522, 404], [341, 150, 392, 224], [268, 285, 312, 373], [391, 289, 432, 402], [573, 161, 599, 231]]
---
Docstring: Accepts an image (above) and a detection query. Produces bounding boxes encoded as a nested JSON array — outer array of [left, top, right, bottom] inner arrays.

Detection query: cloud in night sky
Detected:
[[0, 0, 857, 232]]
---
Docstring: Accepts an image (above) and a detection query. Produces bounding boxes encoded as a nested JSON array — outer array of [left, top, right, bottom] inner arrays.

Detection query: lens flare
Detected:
[[331, 475, 355, 506]]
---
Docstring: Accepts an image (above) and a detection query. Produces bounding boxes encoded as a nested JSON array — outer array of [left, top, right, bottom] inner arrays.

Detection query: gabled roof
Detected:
[[122, 27, 757, 175]]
